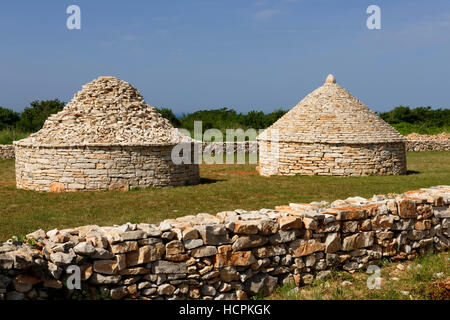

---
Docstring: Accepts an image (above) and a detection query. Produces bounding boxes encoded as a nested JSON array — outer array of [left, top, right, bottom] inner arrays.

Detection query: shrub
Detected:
[[0, 107, 20, 130], [17, 99, 65, 132]]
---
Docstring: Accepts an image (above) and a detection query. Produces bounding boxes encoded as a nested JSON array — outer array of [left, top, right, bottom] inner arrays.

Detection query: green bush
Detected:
[[0, 128, 30, 145], [17, 99, 65, 132], [175, 107, 288, 139], [379, 106, 450, 135], [0, 107, 20, 131], [391, 122, 450, 136], [155, 107, 180, 127]]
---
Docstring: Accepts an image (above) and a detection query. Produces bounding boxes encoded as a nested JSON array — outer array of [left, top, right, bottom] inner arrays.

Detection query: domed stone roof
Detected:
[[16, 76, 188, 146], [258, 74, 405, 144]]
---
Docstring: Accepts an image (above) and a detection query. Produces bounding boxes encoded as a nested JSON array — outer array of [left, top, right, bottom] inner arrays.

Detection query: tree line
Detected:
[[0, 100, 65, 144], [0, 100, 65, 132], [0, 101, 448, 144], [379, 106, 450, 135], [156, 107, 288, 133]]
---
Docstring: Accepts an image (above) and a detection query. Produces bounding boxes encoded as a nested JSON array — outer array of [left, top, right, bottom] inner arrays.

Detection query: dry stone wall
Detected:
[[201, 141, 258, 155], [14, 144, 199, 192], [258, 141, 407, 176], [406, 140, 449, 152], [0, 185, 449, 300], [0, 145, 14, 159], [405, 133, 449, 151], [3, 138, 449, 161]]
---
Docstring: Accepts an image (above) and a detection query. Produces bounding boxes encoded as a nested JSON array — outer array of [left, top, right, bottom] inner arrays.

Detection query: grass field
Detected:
[[0, 151, 449, 241], [267, 250, 449, 300]]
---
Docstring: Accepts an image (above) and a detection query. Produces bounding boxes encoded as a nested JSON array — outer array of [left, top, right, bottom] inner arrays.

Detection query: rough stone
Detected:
[[278, 216, 303, 230], [195, 225, 230, 245], [245, 274, 278, 296], [232, 235, 268, 251], [153, 261, 187, 274], [191, 246, 217, 258], [325, 233, 341, 253], [269, 230, 297, 244], [290, 239, 325, 257], [184, 239, 204, 250], [342, 232, 374, 251], [126, 243, 165, 266], [232, 221, 260, 235], [157, 284, 176, 295], [397, 199, 417, 218], [73, 242, 96, 256], [166, 241, 185, 256]]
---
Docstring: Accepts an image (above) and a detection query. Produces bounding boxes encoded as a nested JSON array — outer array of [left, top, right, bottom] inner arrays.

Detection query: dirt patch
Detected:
[[427, 278, 450, 300]]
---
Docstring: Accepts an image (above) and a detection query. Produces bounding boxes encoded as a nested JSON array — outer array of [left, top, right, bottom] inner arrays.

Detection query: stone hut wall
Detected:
[[0, 185, 448, 300], [0, 145, 14, 159], [14, 144, 200, 192], [257, 141, 407, 176]]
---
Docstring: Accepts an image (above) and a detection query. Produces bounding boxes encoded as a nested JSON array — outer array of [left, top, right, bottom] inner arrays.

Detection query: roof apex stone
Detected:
[[325, 74, 336, 84]]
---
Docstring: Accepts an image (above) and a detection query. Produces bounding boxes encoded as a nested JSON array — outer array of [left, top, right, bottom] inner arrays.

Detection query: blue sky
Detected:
[[1, 0, 449, 114]]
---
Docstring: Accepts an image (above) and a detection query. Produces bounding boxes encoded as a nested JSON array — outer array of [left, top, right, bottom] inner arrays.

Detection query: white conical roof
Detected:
[[16, 76, 187, 146], [258, 74, 405, 144]]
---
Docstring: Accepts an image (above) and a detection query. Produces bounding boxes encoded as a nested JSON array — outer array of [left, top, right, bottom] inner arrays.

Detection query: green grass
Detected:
[[268, 250, 449, 300], [0, 129, 30, 145], [0, 151, 449, 241]]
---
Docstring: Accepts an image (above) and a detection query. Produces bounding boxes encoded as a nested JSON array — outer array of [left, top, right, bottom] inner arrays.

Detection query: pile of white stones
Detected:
[[0, 185, 449, 300], [0, 145, 14, 159], [406, 133, 450, 142], [201, 141, 258, 155], [17, 76, 186, 146], [406, 133, 449, 151]]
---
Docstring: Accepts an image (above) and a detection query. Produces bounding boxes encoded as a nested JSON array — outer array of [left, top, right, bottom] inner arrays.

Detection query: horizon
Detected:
[[1, 1, 449, 114]]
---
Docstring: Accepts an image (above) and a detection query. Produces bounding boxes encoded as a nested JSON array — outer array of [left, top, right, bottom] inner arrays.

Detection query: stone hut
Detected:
[[14, 76, 200, 192], [257, 74, 407, 176]]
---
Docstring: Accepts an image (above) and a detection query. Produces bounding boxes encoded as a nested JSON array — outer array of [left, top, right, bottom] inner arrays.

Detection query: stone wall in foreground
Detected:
[[0, 185, 449, 300], [0, 145, 14, 159]]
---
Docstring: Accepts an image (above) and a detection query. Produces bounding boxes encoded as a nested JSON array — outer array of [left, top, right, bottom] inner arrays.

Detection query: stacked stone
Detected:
[[0, 145, 14, 159], [0, 185, 448, 300], [201, 141, 258, 155], [14, 76, 200, 191], [6, 137, 449, 162], [406, 133, 450, 141], [257, 74, 407, 176], [19, 77, 185, 146], [406, 133, 449, 151]]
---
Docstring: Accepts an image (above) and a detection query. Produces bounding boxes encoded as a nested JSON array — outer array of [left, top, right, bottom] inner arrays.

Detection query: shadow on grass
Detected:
[[406, 170, 421, 175], [199, 177, 224, 185]]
